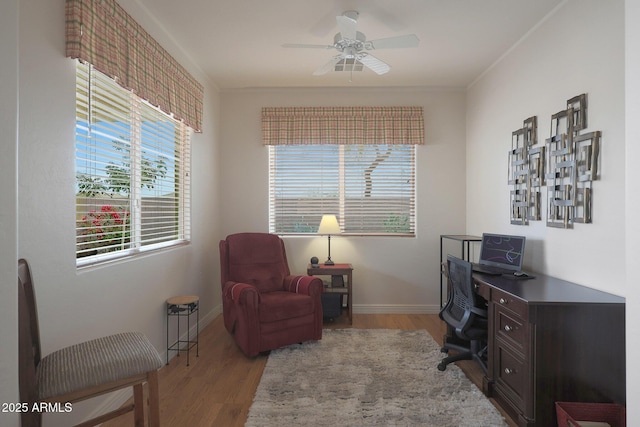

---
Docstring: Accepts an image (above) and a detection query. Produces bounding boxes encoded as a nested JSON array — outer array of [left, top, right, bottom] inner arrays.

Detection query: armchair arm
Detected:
[[223, 281, 260, 306], [284, 275, 323, 297], [221, 281, 261, 356]]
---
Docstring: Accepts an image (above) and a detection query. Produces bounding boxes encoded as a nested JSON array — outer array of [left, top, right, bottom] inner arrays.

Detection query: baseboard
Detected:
[[81, 304, 223, 423], [198, 304, 221, 330], [353, 304, 441, 315]]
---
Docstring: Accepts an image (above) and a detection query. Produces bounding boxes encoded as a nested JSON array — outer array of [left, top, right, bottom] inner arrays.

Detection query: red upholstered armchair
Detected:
[[219, 232, 324, 357]]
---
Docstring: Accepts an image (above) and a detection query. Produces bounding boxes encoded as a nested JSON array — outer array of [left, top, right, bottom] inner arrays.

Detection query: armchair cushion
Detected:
[[226, 233, 289, 293], [259, 291, 314, 323]]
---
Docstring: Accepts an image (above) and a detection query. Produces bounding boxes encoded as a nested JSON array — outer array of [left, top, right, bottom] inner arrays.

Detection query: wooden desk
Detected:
[[307, 264, 353, 324], [474, 272, 625, 427]]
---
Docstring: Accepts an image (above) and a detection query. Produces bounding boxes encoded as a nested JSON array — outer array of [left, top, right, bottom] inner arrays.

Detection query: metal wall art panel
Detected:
[[509, 116, 543, 225], [508, 93, 601, 229]]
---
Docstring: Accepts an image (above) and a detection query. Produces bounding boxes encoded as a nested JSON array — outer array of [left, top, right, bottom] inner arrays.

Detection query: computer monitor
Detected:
[[478, 233, 526, 271]]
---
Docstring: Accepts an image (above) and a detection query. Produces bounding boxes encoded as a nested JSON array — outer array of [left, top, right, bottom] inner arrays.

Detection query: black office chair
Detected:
[[437, 255, 488, 373]]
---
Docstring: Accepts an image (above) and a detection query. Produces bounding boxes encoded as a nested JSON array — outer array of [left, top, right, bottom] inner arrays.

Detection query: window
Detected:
[[263, 106, 424, 236], [269, 144, 416, 235], [75, 61, 191, 263]]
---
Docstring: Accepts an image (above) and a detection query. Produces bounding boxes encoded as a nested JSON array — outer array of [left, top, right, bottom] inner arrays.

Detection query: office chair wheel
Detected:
[[437, 362, 447, 371], [440, 347, 448, 354]]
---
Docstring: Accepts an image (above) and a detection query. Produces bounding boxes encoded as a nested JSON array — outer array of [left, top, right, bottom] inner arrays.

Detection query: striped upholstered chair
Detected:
[[18, 259, 163, 427]]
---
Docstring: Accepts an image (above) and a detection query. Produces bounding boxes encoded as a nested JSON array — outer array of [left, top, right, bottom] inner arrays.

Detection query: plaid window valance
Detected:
[[262, 107, 425, 145], [65, 0, 204, 132]]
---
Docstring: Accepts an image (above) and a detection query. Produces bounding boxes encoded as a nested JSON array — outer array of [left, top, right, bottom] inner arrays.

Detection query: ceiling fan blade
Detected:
[[336, 14, 357, 40], [358, 53, 390, 75], [366, 34, 420, 50], [313, 56, 343, 75], [282, 43, 334, 49]]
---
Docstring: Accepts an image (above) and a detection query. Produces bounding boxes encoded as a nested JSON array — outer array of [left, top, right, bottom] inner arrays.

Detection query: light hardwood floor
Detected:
[[102, 313, 517, 427]]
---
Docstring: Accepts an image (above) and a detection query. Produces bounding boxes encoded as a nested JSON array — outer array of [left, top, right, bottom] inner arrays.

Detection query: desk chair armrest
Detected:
[[470, 306, 488, 318]]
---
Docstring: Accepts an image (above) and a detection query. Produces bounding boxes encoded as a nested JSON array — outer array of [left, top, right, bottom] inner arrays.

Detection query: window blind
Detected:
[[76, 61, 191, 263], [269, 144, 416, 235], [65, 0, 204, 132]]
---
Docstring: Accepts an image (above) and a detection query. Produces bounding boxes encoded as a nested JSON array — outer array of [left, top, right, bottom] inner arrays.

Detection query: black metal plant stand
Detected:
[[166, 295, 199, 366]]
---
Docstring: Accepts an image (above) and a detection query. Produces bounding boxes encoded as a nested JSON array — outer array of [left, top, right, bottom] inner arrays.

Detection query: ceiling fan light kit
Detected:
[[283, 10, 419, 77], [334, 58, 364, 73]]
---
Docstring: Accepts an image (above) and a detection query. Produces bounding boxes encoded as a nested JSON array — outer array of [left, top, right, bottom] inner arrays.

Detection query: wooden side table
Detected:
[[166, 295, 199, 366], [307, 263, 353, 324]]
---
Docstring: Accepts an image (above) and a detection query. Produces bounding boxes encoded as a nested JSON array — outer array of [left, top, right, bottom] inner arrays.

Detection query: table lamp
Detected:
[[317, 214, 341, 265]]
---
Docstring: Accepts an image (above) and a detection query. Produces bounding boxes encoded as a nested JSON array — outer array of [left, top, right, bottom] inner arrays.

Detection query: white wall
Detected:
[[0, 1, 20, 425], [9, 0, 222, 425], [625, 0, 640, 423], [219, 88, 467, 313], [468, 0, 635, 421], [466, 0, 625, 294]]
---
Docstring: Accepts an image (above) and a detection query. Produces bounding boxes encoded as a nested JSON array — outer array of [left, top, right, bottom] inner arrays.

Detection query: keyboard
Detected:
[[472, 263, 516, 276]]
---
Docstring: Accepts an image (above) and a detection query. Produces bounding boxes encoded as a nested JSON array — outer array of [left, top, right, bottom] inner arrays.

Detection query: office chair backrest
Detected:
[[442, 255, 481, 337]]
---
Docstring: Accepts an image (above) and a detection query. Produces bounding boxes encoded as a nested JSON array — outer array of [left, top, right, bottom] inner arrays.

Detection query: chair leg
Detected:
[[21, 410, 42, 427], [438, 339, 487, 372], [133, 383, 144, 427], [437, 350, 472, 371], [147, 370, 160, 427], [471, 340, 488, 374]]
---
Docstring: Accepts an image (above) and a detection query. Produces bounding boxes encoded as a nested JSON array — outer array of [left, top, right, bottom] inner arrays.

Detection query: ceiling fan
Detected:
[[283, 10, 419, 76]]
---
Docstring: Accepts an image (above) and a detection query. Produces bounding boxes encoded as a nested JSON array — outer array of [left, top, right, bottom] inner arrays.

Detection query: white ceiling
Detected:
[[136, 0, 564, 90]]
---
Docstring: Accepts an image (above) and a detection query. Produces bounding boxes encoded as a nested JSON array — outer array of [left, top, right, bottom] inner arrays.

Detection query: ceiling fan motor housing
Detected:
[[342, 10, 359, 21], [283, 9, 418, 76], [334, 31, 366, 52]]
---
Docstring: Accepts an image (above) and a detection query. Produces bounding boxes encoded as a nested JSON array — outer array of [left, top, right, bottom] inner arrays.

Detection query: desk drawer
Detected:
[[496, 307, 527, 352], [492, 289, 527, 318], [495, 343, 528, 414]]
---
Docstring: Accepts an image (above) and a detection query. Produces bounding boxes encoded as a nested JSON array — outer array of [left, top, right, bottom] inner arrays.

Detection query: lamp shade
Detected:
[[317, 215, 341, 235]]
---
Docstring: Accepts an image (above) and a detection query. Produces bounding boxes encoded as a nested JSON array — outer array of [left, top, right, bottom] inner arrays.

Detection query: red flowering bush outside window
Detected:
[[77, 205, 131, 256]]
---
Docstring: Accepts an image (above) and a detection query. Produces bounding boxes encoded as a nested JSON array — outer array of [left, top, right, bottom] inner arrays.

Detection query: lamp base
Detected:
[[324, 259, 335, 266]]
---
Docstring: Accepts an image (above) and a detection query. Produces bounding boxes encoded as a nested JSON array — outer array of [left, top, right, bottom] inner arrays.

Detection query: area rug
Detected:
[[245, 329, 507, 426]]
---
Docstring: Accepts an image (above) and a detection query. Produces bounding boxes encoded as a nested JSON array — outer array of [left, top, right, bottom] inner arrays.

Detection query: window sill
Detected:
[[76, 240, 190, 271]]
